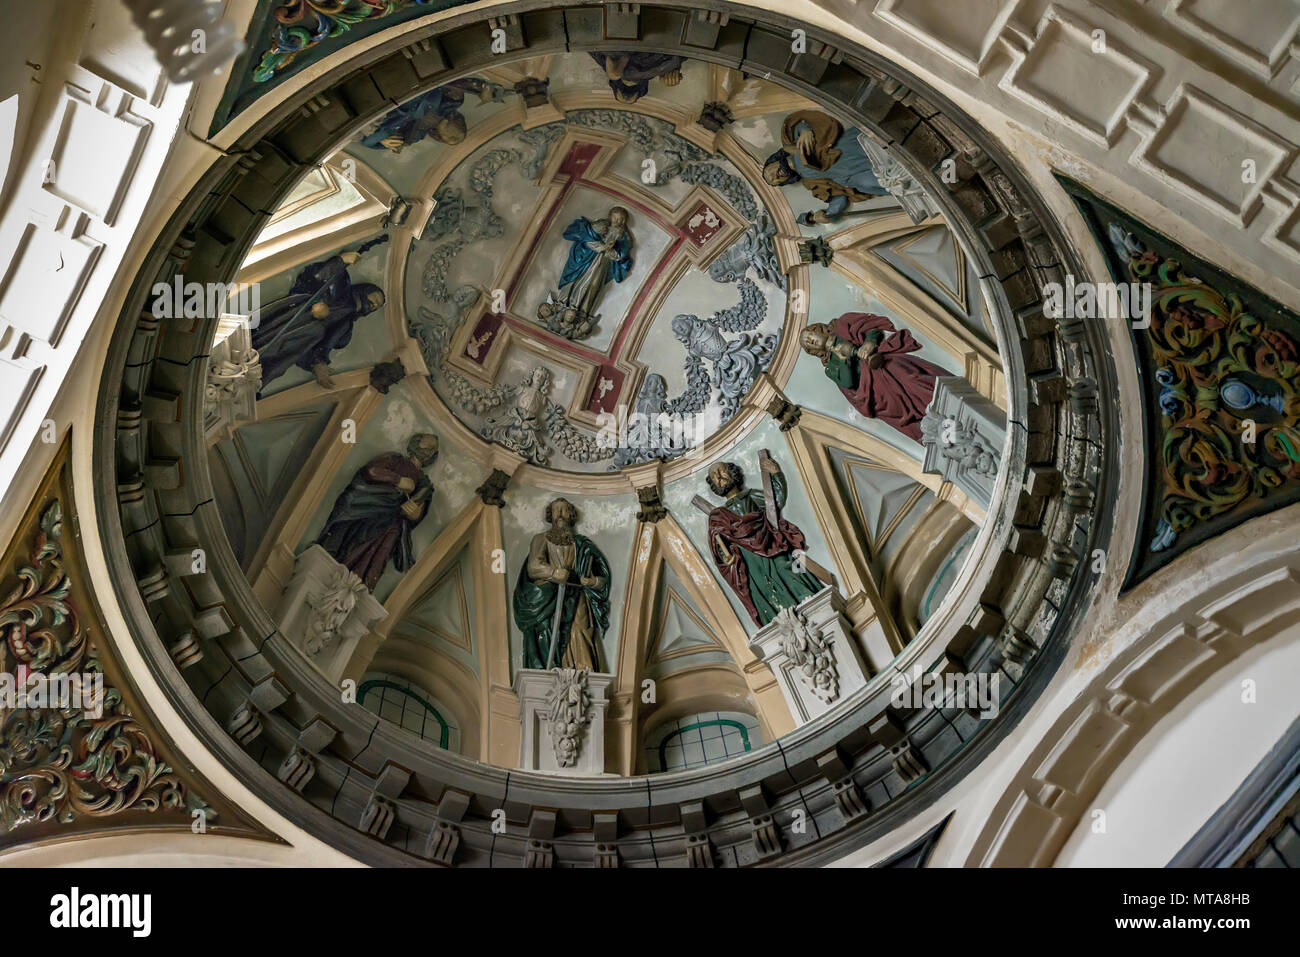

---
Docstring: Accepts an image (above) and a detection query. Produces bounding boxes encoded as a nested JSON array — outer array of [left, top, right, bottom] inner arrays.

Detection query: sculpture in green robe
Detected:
[[703, 459, 823, 627], [513, 498, 612, 670]]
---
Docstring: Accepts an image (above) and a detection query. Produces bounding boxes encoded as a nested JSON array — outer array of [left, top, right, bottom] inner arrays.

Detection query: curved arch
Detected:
[[90, 1, 1117, 866], [358, 676, 457, 750], [638, 664, 759, 736], [647, 711, 760, 773], [967, 507, 1300, 867], [363, 643, 483, 760]]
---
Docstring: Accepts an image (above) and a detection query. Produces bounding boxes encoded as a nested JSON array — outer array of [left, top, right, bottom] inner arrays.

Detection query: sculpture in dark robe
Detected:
[[536, 206, 633, 340], [251, 250, 385, 393], [763, 110, 888, 225], [589, 52, 684, 103], [514, 498, 612, 670], [704, 459, 822, 627], [801, 313, 950, 442], [315, 433, 440, 591], [360, 78, 501, 152]]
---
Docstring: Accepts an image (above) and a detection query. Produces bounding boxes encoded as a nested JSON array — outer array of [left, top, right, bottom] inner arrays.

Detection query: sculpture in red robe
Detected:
[[800, 313, 950, 442], [702, 459, 822, 627], [316, 433, 440, 590]]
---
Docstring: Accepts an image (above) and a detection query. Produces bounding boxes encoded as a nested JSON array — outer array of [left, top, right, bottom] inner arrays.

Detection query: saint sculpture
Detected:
[[251, 237, 388, 393], [514, 498, 612, 670], [361, 78, 503, 152], [316, 433, 440, 591], [693, 454, 824, 627], [800, 313, 950, 442], [588, 52, 685, 103], [536, 206, 634, 340], [762, 110, 889, 226]]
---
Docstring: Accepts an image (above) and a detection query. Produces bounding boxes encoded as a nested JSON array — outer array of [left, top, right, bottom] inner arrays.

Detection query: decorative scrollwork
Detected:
[[0, 500, 193, 835], [669, 279, 776, 421], [254, 1, 445, 83], [1105, 225, 1300, 552]]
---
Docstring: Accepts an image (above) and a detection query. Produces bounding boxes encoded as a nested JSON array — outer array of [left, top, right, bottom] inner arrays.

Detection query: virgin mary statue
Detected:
[[536, 206, 633, 340]]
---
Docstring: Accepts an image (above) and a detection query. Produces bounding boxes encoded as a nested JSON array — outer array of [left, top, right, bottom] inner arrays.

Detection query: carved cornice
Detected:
[[94, 1, 1118, 867]]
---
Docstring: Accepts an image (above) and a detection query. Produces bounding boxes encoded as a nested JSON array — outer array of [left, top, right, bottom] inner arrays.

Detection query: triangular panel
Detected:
[[233, 402, 336, 506], [396, 553, 472, 652], [828, 447, 926, 554], [646, 565, 725, 665]]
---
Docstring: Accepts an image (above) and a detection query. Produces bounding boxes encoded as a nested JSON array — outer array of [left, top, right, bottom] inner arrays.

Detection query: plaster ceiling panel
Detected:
[[647, 567, 726, 662], [257, 168, 362, 245], [211, 400, 337, 567], [511, 184, 676, 353], [402, 107, 789, 473], [231, 403, 336, 507], [393, 549, 477, 666], [729, 112, 785, 165], [606, 145, 693, 206], [828, 448, 926, 553], [643, 567, 735, 680], [407, 126, 545, 306], [874, 225, 990, 339]]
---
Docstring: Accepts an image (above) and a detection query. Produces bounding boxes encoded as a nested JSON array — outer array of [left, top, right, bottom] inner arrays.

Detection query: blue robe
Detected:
[[560, 218, 632, 285], [361, 85, 465, 150], [558, 217, 632, 300], [782, 111, 888, 218]]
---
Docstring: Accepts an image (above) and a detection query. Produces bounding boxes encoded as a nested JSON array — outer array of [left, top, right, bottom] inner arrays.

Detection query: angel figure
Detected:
[[483, 367, 553, 465]]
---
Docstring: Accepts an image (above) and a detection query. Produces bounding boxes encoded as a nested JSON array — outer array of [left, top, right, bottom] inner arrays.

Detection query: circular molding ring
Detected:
[[94, 0, 1118, 866]]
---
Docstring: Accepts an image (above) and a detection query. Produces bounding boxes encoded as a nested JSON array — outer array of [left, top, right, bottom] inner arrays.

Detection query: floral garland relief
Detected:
[[0, 498, 205, 840], [1107, 225, 1300, 552], [255, 0, 450, 82]]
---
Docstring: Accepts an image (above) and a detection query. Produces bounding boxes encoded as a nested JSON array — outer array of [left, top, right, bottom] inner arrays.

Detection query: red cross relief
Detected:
[[459, 139, 731, 417]]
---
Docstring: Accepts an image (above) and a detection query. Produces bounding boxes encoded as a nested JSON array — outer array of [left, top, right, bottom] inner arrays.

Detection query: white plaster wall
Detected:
[[804, 0, 1300, 314], [0, 832, 362, 868], [0, 0, 195, 534], [1056, 623, 1300, 867], [831, 504, 1300, 868]]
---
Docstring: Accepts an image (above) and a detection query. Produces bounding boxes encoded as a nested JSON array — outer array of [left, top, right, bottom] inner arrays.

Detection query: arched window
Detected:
[[644, 712, 761, 773], [358, 674, 459, 751]]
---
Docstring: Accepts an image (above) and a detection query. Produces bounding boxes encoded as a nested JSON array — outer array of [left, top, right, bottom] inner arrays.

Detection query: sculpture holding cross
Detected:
[[693, 451, 833, 627]]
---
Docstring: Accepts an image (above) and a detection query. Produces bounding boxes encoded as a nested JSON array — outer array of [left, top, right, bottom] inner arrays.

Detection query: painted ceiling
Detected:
[[1065, 178, 1300, 589], [206, 51, 1008, 768]]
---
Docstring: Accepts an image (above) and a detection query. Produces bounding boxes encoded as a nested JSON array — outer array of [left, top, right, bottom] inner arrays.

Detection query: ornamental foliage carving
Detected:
[[254, 1, 458, 83], [1065, 179, 1300, 586], [773, 605, 838, 704], [0, 500, 199, 837], [546, 669, 592, 769]]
